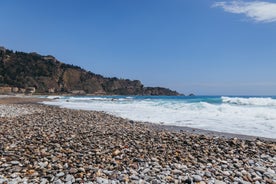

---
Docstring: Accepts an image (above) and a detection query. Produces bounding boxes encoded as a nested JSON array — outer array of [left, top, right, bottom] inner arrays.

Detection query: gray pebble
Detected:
[[192, 175, 202, 182], [96, 177, 109, 184], [214, 180, 226, 184], [65, 174, 75, 183], [40, 178, 49, 184], [172, 169, 182, 175], [53, 179, 63, 184], [10, 161, 20, 165], [56, 172, 65, 177], [130, 175, 139, 180]]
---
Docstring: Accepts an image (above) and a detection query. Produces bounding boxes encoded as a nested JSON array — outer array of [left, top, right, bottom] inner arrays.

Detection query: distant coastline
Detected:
[[0, 46, 182, 96]]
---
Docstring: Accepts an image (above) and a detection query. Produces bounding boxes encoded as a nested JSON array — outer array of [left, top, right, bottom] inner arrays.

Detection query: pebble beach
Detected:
[[0, 98, 275, 184]]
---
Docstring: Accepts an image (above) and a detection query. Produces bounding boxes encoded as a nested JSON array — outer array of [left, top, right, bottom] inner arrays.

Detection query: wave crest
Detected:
[[221, 96, 276, 106]]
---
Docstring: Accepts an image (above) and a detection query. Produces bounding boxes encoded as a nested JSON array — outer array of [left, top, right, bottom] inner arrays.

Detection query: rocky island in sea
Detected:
[[0, 46, 180, 96]]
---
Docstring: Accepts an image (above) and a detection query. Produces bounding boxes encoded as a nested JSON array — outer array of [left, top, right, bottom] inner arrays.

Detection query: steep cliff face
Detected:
[[102, 79, 144, 95], [0, 47, 181, 95], [143, 87, 179, 96]]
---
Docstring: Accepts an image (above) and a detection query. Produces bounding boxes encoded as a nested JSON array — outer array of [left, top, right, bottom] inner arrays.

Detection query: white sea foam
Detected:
[[222, 96, 276, 106], [45, 96, 62, 99], [43, 96, 276, 139]]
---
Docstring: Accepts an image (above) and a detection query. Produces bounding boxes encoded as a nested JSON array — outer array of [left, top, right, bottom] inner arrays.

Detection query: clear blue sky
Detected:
[[1, 0, 276, 95]]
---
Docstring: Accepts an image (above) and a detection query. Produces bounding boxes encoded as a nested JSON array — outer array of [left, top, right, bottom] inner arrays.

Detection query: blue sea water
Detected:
[[43, 95, 276, 138]]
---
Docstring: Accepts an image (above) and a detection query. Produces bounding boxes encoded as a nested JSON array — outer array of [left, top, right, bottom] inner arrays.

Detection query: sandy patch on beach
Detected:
[[0, 96, 49, 104]]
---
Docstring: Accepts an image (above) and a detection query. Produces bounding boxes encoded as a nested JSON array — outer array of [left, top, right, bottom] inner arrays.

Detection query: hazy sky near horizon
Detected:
[[1, 0, 276, 95]]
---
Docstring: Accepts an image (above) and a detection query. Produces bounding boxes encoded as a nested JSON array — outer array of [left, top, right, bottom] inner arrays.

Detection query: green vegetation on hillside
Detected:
[[0, 47, 180, 95]]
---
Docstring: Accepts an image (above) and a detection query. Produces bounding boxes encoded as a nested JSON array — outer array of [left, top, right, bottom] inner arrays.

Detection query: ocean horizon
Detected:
[[42, 95, 276, 139]]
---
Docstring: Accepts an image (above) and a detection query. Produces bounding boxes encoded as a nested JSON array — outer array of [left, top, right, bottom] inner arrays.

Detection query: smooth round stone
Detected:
[[234, 171, 242, 177], [96, 177, 109, 184], [205, 171, 212, 178], [260, 154, 270, 159], [10, 173, 18, 178], [53, 179, 63, 184], [142, 168, 151, 174], [130, 175, 139, 180], [65, 174, 75, 183], [63, 163, 69, 169], [198, 181, 206, 184], [102, 170, 113, 176], [38, 162, 48, 168], [241, 170, 248, 175], [129, 169, 138, 176], [267, 168, 275, 174], [254, 167, 266, 174], [264, 172, 274, 179], [10, 161, 20, 165], [252, 175, 262, 181], [196, 170, 205, 176], [172, 169, 182, 175], [69, 168, 78, 174], [222, 171, 231, 176], [12, 166, 22, 172], [78, 167, 85, 172], [192, 175, 202, 182], [56, 172, 65, 177], [248, 160, 255, 165], [161, 170, 170, 176], [152, 168, 160, 173], [214, 180, 226, 184], [40, 178, 49, 184], [2, 163, 10, 168]]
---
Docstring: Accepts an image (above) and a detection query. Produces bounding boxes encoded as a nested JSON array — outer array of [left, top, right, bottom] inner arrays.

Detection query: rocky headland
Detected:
[[0, 46, 180, 96], [0, 100, 275, 184]]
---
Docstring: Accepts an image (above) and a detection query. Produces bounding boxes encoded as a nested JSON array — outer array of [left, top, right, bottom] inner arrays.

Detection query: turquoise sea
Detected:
[[43, 96, 276, 139]]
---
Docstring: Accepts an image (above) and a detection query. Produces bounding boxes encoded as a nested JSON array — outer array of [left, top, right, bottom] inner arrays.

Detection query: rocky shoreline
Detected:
[[0, 103, 275, 184]]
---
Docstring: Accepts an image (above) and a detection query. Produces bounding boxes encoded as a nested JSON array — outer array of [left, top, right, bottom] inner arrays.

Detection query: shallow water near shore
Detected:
[[42, 95, 276, 139]]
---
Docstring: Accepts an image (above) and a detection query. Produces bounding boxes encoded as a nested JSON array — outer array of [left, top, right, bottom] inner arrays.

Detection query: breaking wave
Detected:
[[222, 96, 276, 106], [42, 95, 276, 139]]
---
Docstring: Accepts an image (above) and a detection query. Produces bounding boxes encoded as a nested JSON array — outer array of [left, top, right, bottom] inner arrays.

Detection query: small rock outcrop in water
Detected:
[[0, 46, 181, 95]]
